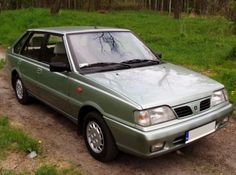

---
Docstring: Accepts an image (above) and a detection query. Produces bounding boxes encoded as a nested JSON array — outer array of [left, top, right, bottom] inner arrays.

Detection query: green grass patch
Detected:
[[0, 8, 235, 105], [0, 169, 29, 175], [0, 169, 16, 175], [35, 165, 58, 175], [0, 116, 38, 159], [35, 164, 82, 175], [0, 116, 82, 174], [0, 165, 82, 175]]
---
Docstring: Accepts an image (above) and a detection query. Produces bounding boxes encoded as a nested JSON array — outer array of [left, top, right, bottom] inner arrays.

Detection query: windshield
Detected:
[[67, 31, 158, 72]]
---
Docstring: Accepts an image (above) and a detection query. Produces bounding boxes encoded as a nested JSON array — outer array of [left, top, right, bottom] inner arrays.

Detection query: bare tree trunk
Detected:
[[173, 0, 181, 19], [16, 0, 22, 9], [88, 0, 91, 11], [186, 0, 189, 13], [109, 0, 112, 10], [169, 0, 172, 15], [195, 0, 201, 15], [148, 0, 151, 10], [161, 0, 164, 13], [144, 0, 146, 9], [50, 0, 62, 15], [154, 0, 157, 11], [96, 0, 101, 10], [194, 0, 197, 14]]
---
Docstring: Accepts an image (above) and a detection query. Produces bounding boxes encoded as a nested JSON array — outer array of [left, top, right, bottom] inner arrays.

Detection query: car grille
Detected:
[[174, 98, 211, 118], [174, 106, 193, 118], [200, 98, 211, 111]]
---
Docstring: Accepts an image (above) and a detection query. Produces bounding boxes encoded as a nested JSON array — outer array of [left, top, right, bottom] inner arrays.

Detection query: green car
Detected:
[[6, 27, 233, 162]]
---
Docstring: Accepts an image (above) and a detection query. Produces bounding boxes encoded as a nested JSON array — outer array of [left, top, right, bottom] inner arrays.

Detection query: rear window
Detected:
[[14, 32, 30, 54], [21, 33, 46, 60]]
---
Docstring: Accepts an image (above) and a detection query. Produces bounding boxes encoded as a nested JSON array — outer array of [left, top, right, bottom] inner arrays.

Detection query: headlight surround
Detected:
[[211, 89, 228, 106], [134, 106, 176, 127]]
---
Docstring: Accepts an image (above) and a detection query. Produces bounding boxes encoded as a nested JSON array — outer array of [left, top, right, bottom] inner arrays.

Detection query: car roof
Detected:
[[27, 26, 130, 34]]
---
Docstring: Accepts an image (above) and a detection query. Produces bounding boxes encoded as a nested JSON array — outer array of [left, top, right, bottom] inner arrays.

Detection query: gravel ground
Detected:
[[0, 50, 235, 174]]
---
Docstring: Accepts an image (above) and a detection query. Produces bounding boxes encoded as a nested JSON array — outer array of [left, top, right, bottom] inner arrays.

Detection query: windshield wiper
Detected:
[[79, 62, 131, 74], [121, 59, 160, 65], [80, 62, 131, 69], [80, 62, 118, 69]]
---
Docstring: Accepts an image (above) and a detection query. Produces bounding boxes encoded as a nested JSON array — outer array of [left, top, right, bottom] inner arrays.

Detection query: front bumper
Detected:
[[104, 102, 233, 158]]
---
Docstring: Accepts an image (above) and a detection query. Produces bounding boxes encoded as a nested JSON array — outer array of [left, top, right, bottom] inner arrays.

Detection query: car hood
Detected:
[[85, 63, 223, 109]]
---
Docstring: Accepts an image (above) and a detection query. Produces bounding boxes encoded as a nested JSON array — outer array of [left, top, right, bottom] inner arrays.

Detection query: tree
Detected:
[[50, 0, 62, 15], [109, 0, 112, 10], [169, 0, 172, 15], [173, 0, 181, 19]]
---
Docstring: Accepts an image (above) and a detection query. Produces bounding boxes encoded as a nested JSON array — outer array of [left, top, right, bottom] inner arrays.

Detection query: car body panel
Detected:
[[86, 63, 223, 109], [34, 63, 71, 114], [104, 102, 233, 157], [7, 53, 39, 93], [66, 73, 141, 125]]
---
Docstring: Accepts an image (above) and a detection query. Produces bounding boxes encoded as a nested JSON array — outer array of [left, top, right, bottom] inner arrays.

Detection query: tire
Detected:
[[83, 111, 118, 162], [14, 76, 30, 104]]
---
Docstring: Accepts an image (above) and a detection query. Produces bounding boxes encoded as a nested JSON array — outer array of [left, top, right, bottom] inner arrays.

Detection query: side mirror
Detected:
[[155, 52, 162, 59], [49, 62, 70, 72]]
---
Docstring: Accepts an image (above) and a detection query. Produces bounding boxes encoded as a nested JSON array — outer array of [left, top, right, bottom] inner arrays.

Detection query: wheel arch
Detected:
[[77, 103, 105, 134]]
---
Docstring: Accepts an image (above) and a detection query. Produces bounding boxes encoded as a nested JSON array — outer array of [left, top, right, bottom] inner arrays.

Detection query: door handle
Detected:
[[37, 67, 43, 74]]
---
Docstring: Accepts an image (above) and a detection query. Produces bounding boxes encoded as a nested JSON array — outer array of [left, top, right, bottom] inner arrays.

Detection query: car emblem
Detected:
[[194, 106, 198, 111]]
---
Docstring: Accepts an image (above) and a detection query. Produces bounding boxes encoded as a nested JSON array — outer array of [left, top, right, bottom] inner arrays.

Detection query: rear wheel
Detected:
[[14, 76, 30, 104], [83, 111, 118, 162]]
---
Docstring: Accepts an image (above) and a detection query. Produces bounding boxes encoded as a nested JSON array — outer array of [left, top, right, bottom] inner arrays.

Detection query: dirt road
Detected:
[[0, 47, 5, 59], [0, 68, 236, 175]]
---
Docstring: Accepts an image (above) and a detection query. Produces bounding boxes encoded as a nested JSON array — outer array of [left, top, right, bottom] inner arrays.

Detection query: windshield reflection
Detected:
[[67, 31, 157, 71]]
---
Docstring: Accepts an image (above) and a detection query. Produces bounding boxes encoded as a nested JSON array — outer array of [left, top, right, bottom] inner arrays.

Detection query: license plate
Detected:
[[186, 121, 216, 143]]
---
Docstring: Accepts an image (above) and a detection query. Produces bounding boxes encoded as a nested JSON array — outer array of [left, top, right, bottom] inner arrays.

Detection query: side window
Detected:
[[45, 35, 69, 65], [14, 32, 30, 54], [21, 33, 46, 60]]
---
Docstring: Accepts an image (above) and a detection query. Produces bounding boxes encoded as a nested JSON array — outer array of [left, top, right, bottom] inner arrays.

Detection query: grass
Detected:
[[0, 165, 82, 175], [0, 116, 83, 174], [35, 165, 58, 175], [35, 165, 82, 175], [0, 169, 30, 175], [0, 8, 235, 110], [0, 116, 38, 159]]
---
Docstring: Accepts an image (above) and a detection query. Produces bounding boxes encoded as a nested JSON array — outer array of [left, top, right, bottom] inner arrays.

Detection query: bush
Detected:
[[227, 46, 236, 60], [229, 0, 236, 22]]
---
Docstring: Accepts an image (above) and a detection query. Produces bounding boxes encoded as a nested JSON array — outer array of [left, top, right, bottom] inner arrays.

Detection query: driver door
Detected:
[[36, 33, 71, 114]]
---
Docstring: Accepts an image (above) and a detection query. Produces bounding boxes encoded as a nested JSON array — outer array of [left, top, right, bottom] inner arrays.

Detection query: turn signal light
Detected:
[[76, 87, 83, 93]]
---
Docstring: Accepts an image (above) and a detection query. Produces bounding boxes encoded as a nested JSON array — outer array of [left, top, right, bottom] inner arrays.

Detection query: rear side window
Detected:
[[14, 32, 30, 54], [21, 33, 46, 61], [42, 34, 69, 65]]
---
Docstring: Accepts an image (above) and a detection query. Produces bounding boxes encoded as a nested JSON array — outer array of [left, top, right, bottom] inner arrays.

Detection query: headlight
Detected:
[[211, 89, 228, 106], [134, 106, 176, 127], [223, 89, 229, 101]]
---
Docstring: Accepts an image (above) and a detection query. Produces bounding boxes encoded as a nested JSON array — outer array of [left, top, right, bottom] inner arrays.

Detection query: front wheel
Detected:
[[83, 111, 118, 162], [14, 77, 30, 104]]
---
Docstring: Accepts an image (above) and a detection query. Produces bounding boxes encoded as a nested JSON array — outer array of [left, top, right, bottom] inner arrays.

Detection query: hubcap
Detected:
[[86, 121, 104, 153], [16, 79, 23, 99]]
